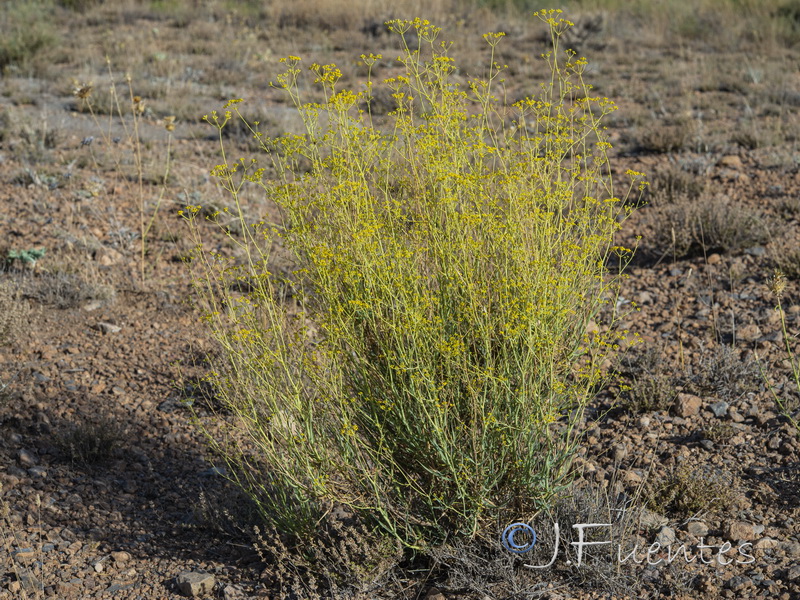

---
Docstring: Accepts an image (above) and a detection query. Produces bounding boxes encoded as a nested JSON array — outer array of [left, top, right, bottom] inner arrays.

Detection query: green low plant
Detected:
[[5, 248, 46, 269], [187, 12, 643, 549]]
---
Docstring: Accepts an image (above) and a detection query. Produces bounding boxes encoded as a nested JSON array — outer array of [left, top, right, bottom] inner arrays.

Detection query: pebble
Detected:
[[719, 155, 743, 169], [176, 571, 215, 597], [13, 548, 36, 563], [738, 324, 762, 342], [93, 322, 122, 334], [709, 400, 729, 417], [726, 521, 757, 541], [27, 466, 47, 478], [687, 521, 709, 537], [655, 526, 676, 546], [754, 537, 778, 550], [674, 393, 702, 417], [17, 449, 38, 467], [744, 246, 766, 257], [726, 575, 750, 591]]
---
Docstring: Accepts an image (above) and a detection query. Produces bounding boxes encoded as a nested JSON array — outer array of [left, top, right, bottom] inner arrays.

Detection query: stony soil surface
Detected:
[[1, 3, 799, 599]]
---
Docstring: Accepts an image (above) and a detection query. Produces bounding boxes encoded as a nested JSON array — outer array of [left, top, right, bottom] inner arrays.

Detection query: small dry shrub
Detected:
[[701, 422, 736, 443], [770, 244, 800, 280], [55, 418, 122, 466], [428, 485, 655, 598], [637, 120, 693, 154], [616, 347, 678, 413], [685, 344, 760, 400], [21, 249, 116, 309], [253, 512, 403, 599], [24, 271, 115, 309], [644, 464, 735, 520], [648, 195, 770, 258], [643, 162, 707, 208]]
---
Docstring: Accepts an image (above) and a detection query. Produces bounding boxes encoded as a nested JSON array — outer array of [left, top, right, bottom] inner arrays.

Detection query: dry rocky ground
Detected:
[[1, 2, 800, 599]]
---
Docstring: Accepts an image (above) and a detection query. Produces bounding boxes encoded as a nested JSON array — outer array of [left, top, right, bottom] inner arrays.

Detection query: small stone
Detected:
[[710, 401, 729, 417], [639, 508, 669, 529], [787, 564, 800, 581], [15, 568, 42, 592], [56, 581, 77, 596], [624, 470, 643, 485], [223, 584, 242, 599], [729, 410, 745, 423], [754, 537, 778, 550], [425, 588, 446, 600], [726, 575, 749, 591], [719, 155, 743, 170], [687, 521, 709, 537], [27, 466, 47, 478], [726, 521, 757, 541], [637, 415, 651, 429], [744, 246, 766, 257], [111, 551, 131, 563], [93, 322, 122, 334], [656, 526, 676, 546], [17, 449, 37, 467], [738, 324, 762, 342], [674, 393, 703, 417], [13, 548, 36, 563], [95, 247, 123, 266], [613, 444, 627, 462], [176, 571, 215, 598], [94, 561, 104, 573], [779, 540, 800, 557]]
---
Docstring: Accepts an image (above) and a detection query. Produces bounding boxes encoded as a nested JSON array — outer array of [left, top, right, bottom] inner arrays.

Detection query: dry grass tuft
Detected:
[[55, 418, 123, 466], [644, 464, 735, 519], [648, 195, 770, 259], [616, 347, 678, 413]]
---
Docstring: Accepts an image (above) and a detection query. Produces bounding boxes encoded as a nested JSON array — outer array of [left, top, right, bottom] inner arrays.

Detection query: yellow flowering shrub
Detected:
[[186, 11, 643, 548]]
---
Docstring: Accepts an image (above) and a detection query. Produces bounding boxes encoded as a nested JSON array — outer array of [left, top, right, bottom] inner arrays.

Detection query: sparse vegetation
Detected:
[[644, 464, 735, 519], [617, 347, 678, 412], [648, 195, 770, 259], [55, 418, 122, 466], [0, 1, 58, 74]]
